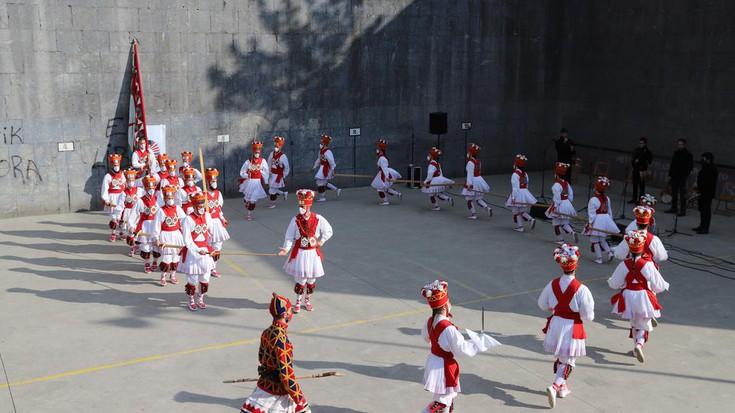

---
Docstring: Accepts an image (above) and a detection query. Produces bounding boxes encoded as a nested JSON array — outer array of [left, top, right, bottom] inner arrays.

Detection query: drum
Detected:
[[660, 181, 673, 204]]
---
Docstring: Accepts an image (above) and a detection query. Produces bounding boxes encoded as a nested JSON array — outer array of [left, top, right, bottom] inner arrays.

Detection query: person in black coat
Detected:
[[692, 152, 718, 234], [555, 128, 576, 183], [629, 137, 654, 204], [665, 139, 693, 216]]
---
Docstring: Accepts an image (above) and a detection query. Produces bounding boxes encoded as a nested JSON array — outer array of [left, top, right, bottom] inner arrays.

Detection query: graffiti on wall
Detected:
[[1, 123, 43, 184]]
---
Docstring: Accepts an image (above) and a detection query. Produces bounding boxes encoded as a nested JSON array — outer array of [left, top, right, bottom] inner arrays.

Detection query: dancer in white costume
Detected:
[[116, 169, 144, 256], [461, 143, 493, 220], [204, 168, 230, 278], [545, 162, 578, 244], [152, 185, 186, 286], [101, 153, 125, 242], [312, 134, 341, 201], [180, 192, 215, 311], [582, 176, 620, 264], [239, 141, 270, 221], [277, 190, 333, 314], [371, 139, 402, 205], [615, 205, 668, 264], [128, 175, 162, 274], [538, 244, 594, 408], [422, 147, 454, 211], [505, 154, 538, 231], [267, 136, 290, 209], [608, 230, 669, 363], [420, 279, 500, 413]]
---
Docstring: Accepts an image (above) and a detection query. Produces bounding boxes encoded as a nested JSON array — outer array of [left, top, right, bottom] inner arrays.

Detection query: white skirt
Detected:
[[584, 213, 620, 237], [545, 199, 576, 219], [314, 166, 334, 181], [612, 289, 661, 321], [268, 174, 286, 189], [542, 316, 586, 358], [137, 220, 157, 244], [209, 218, 230, 243], [423, 353, 461, 395], [241, 387, 297, 413], [505, 188, 538, 208], [158, 230, 184, 262], [179, 248, 215, 275], [239, 179, 268, 202], [461, 176, 490, 199], [371, 168, 402, 190], [422, 176, 455, 194], [283, 249, 325, 279], [120, 208, 134, 231]]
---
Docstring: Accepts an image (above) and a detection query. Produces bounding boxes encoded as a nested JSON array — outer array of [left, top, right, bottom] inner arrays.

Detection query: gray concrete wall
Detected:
[[559, 0, 735, 165], [0, 0, 564, 218]]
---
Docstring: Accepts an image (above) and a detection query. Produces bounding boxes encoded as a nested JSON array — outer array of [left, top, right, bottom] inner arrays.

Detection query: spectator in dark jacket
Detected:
[[555, 128, 576, 183], [629, 137, 654, 204], [665, 139, 693, 216], [692, 152, 718, 234]]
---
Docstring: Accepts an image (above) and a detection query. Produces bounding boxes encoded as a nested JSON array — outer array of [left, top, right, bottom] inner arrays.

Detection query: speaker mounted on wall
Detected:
[[429, 112, 448, 135]]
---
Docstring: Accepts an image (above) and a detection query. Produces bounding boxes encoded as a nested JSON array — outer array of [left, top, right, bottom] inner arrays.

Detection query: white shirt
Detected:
[[608, 259, 670, 293], [281, 213, 333, 252], [537, 275, 595, 321]]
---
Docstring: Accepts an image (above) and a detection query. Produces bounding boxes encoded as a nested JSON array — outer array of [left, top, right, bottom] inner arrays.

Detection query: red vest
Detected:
[[181, 184, 198, 211], [611, 258, 662, 313], [595, 194, 609, 214], [289, 213, 323, 261], [182, 213, 212, 263], [542, 278, 587, 339], [107, 171, 125, 195], [557, 179, 569, 200], [643, 231, 656, 259], [160, 205, 181, 231], [207, 191, 222, 219], [270, 151, 286, 183], [123, 187, 140, 209], [429, 161, 441, 178], [468, 158, 481, 176], [378, 154, 392, 182], [514, 170, 527, 189], [135, 195, 158, 233], [427, 318, 459, 388], [248, 157, 265, 179], [319, 148, 331, 176], [156, 171, 169, 190]]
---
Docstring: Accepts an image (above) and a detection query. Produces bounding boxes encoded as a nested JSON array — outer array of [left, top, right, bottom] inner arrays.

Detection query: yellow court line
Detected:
[[0, 275, 609, 390], [223, 257, 270, 293], [403, 257, 487, 298]]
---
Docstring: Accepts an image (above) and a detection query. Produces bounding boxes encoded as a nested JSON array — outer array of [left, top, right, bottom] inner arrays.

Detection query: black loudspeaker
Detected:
[[429, 112, 448, 135], [530, 205, 548, 220]]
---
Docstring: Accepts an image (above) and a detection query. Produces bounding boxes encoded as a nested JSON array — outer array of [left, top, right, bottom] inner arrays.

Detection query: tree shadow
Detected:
[[174, 390, 242, 408], [0, 240, 125, 255], [38, 219, 109, 231], [0, 229, 104, 241], [585, 345, 636, 367]]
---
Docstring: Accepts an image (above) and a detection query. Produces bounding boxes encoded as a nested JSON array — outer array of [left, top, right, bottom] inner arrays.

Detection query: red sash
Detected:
[[611, 258, 662, 313], [319, 148, 331, 176], [107, 171, 125, 195], [207, 191, 222, 219], [557, 179, 569, 200], [135, 195, 158, 233], [469, 158, 481, 177], [181, 184, 198, 211], [514, 170, 527, 189], [643, 231, 655, 260], [378, 154, 392, 182], [595, 194, 609, 214], [430, 161, 441, 178], [248, 158, 264, 179], [288, 213, 323, 261], [542, 278, 586, 339], [428, 318, 459, 388], [271, 152, 286, 183], [160, 205, 181, 231], [181, 214, 212, 263]]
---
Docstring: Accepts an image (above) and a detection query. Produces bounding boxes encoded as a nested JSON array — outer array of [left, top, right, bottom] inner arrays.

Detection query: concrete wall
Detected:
[[0, 0, 564, 217]]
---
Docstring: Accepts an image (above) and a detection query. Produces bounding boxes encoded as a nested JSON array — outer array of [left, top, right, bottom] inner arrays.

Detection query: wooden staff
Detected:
[[199, 146, 209, 214], [220, 252, 279, 257], [223, 371, 343, 384], [160, 243, 185, 249], [512, 202, 622, 237], [334, 173, 374, 179]]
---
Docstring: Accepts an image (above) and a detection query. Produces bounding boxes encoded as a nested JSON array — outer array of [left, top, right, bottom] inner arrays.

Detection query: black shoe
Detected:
[[677, 212, 686, 217], [664, 209, 677, 214], [692, 227, 702, 231], [696, 229, 708, 234]]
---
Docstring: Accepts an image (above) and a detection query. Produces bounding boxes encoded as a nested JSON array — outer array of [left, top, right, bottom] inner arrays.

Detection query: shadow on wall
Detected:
[[82, 46, 134, 211]]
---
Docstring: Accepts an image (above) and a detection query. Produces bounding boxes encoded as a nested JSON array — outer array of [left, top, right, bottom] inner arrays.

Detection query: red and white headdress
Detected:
[[633, 206, 653, 225], [156, 153, 168, 165], [553, 244, 581, 272], [297, 189, 315, 207], [320, 134, 331, 145], [514, 154, 527, 168], [251, 141, 263, 153], [377, 139, 388, 151], [162, 185, 177, 198], [594, 176, 611, 192], [269, 292, 292, 318], [555, 162, 570, 176], [429, 147, 442, 159], [468, 143, 481, 156], [142, 175, 157, 189], [421, 280, 449, 309], [639, 194, 657, 207], [182, 167, 197, 181], [189, 191, 206, 207], [108, 153, 122, 166], [124, 169, 138, 181], [181, 151, 193, 162], [205, 168, 219, 181], [165, 159, 178, 170], [273, 136, 285, 148], [625, 230, 647, 254]]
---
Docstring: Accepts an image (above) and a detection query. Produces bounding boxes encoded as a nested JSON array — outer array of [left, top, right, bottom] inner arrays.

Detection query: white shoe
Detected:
[[283, 192, 288, 201], [431, 205, 440, 211], [594, 257, 603, 264], [316, 196, 327, 202], [546, 384, 559, 408], [379, 200, 389, 206], [468, 213, 477, 220], [555, 240, 565, 245], [336, 188, 342, 199], [449, 197, 454, 207], [557, 383, 571, 398], [514, 227, 525, 232], [397, 192, 403, 201], [267, 203, 276, 209], [486, 207, 493, 217], [634, 344, 645, 363], [530, 218, 536, 230]]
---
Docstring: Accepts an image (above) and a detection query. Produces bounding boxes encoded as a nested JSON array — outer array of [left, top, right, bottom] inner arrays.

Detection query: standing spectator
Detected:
[[555, 129, 576, 183], [629, 137, 653, 204], [665, 139, 693, 216], [692, 152, 718, 234]]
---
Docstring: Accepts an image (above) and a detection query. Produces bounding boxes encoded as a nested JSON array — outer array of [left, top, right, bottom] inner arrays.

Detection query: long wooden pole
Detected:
[[199, 146, 209, 214], [223, 371, 343, 384]]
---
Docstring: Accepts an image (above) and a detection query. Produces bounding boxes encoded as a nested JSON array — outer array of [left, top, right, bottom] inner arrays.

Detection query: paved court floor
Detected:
[[1, 172, 734, 412]]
